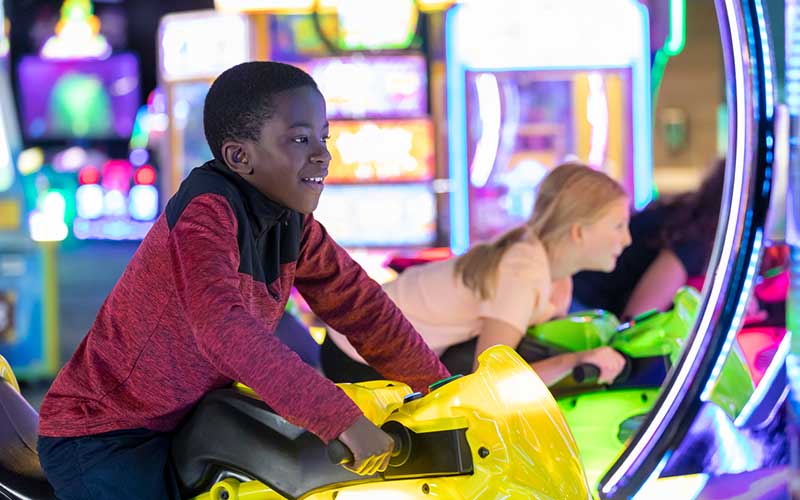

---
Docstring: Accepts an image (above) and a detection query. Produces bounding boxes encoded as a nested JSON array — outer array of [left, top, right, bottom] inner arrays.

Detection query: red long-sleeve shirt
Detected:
[[38, 160, 449, 442]]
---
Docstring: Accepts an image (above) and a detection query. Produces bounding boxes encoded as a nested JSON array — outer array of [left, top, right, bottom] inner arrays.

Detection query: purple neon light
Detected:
[[17, 53, 140, 140]]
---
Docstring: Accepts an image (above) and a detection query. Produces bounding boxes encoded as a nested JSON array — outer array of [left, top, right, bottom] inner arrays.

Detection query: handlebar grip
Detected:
[[572, 363, 601, 383], [327, 439, 354, 465], [327, 424, 409, 467], [572, 352, 634, 384]]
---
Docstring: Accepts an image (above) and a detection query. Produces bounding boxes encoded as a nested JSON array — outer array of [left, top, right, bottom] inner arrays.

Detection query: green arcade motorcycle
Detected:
[[523, 286, 755, 488]]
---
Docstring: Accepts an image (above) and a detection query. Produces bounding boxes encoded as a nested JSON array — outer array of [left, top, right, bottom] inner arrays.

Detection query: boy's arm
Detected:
[[294, 214, 450, 391], [169, 194, 362, 442]]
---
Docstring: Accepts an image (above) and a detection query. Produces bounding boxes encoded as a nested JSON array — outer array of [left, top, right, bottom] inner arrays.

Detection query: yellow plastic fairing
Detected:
[[0, 354, 20, 393], [336, 380, 412, 425], [202, 345, 590, 499], [384, 344, 590, 499]]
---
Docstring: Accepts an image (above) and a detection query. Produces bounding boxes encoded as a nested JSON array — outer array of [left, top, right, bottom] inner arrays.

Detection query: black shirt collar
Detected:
[[208, 159, 293, 234]]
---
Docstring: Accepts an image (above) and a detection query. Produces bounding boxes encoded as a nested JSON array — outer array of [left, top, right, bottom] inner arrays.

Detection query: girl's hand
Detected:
[[577, 346, 627, 384], [336, 415, 395, 476]]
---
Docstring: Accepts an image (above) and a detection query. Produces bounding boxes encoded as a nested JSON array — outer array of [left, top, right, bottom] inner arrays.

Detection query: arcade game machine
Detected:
[[162, 1, 455, 277], [444, 0, 653, 253], [14, 0, 157, 242], [0, 4, 60, 381], [157, 9, 251, 199], [267, 2, 437, 264]]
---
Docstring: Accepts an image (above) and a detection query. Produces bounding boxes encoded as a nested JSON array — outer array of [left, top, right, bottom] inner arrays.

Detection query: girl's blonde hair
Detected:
[[454, 162, 628, 299]]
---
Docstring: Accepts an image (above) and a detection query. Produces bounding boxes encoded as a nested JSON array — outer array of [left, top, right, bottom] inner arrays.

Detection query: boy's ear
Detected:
[[221, 140, 253, 175]]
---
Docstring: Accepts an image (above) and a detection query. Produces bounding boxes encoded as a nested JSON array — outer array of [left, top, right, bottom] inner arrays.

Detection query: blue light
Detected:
[[75, 184, 104, 220], [129, 185, 158, 221], [129, 148, 149, 167], [753, 0, 774, 118], [445, 5, 470, 254]]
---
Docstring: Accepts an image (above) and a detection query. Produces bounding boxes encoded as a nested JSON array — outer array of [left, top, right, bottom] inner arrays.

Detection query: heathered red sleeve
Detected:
[[294, 214, 450, 392], [169, 195, 362, 442]]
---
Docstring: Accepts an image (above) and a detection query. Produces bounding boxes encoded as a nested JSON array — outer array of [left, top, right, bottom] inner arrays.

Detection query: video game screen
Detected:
[[314, 183, 435, 247], [17, 53, 141, 141], [171, 81, 212, 179], [300, 55, 427, 119], [464, 69, 631, 242], [327, 119, 434, 183]]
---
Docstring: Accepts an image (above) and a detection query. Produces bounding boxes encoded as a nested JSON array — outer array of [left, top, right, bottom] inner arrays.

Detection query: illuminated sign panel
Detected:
[[301, 55, 427, 119], [159, 11, 250, 82], [327, 119, 434, 183], [314, 183, 435, 246]]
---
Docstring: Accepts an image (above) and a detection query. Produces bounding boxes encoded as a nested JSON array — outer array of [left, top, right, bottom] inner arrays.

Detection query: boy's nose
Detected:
[[311, 146, 332, 164]]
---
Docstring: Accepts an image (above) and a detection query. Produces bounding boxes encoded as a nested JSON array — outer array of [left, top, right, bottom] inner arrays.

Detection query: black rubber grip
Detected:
[[573, 352, 633, 384], [327, 439, 354, 465], [572, 363, 601, 383]]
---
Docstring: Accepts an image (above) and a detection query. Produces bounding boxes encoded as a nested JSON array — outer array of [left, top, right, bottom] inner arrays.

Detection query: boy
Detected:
[[36, 61, 450, 499]]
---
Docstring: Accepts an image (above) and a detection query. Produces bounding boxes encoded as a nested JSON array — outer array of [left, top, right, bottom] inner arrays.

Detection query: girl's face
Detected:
[[575, 197, 632, 272]]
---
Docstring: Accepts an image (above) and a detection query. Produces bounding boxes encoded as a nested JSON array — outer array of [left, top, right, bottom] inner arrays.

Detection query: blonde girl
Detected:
[[323, 162, 632, 385]]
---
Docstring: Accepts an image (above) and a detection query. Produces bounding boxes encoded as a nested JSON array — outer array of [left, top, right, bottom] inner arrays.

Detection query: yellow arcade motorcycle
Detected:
[[0, 345, 591, 500]]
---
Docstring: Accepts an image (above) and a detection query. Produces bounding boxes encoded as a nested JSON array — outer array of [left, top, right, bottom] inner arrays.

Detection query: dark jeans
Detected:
[[37, 428, 180, 500]]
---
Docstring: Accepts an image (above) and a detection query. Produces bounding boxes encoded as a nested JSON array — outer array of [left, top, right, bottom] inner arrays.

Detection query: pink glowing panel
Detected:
[[101, 160, 133, 194], [736, 326, 785, 385]]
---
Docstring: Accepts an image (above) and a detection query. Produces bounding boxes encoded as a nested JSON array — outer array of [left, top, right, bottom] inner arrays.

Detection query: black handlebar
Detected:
[[572, 363, 602, 383], [327, 422, 411, 467], [327, 439, 354, 465], [572, 352, 633, 384]]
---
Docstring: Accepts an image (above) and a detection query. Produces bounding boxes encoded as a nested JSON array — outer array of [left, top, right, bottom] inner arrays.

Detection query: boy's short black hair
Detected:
[[203, 61, 319, 162]]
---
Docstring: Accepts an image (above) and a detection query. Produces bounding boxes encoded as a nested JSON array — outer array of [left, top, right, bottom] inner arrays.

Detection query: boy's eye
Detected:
[[293, 137, 309, 144], [322, 135, 330, 143]]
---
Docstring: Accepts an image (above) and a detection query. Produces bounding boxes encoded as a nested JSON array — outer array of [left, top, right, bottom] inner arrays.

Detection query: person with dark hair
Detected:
[[35, 61, 449, 499], [571, 158, 726, 319]]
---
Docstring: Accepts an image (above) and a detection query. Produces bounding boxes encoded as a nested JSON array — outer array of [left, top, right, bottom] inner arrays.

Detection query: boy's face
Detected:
[[234, 85, 331, 214]]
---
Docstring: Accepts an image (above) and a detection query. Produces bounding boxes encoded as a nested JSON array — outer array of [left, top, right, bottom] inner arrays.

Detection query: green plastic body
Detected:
[[528, 286, 755, 488]]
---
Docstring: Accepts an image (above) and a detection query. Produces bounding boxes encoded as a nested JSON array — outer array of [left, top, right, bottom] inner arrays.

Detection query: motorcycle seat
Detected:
[[171, 388, 366, 499], [0, 381, 55, 500]]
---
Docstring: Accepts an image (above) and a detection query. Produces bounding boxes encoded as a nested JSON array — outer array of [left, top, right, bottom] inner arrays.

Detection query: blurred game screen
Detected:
[[170, 81, 213, 179], [300, 55, 427, 120], [327, 118, 434, 183], [314, 183, 435, 247], [17, 53, 140, 141]]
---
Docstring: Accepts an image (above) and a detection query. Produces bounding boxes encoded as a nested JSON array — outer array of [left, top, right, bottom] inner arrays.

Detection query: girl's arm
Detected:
[[473, 317, 527, 372], [622, 249, 688, 319], [475, 318, 626, 385], [531, 346, 625, 385]]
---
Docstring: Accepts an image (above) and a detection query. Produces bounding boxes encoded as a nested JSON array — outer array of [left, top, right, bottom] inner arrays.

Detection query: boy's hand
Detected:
[[337, 415, 395, 476]]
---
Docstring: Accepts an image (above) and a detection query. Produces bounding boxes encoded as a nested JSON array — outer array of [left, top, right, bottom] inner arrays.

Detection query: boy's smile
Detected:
[[229, 85, 331, 214]]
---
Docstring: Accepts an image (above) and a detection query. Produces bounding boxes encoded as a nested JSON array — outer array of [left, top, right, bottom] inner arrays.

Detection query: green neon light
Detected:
[[664, 0, 686, 56]]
